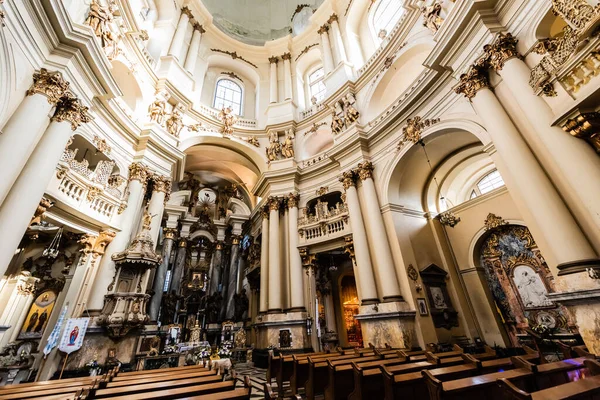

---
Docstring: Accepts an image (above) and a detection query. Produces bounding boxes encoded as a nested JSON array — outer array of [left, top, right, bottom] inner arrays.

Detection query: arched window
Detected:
[[213, 79, 243, 115], [469, 169, 505, 199], [308, 67, 326, 103], [371, 0, 404, 42]]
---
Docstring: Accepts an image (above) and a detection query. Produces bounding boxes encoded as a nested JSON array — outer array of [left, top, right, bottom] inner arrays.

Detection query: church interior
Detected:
[[1, 0, 600, 398]]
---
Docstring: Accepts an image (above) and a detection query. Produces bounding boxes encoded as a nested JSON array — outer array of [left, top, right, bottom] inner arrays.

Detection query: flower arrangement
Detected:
[[162, 344, 178, 354], [217, 340, 233, 358]]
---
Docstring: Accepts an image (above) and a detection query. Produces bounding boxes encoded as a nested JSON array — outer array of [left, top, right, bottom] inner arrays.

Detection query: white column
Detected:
[[147, 175, 171, 247], [340, 172, 379, 304], [184, 24, 204, 73], [287, 194, 305, 311], [88, 163, 148, 310], [328, 14, 348, 66], [0, 275, 36, 349], [346, 32, 365, 69], [268, 197, 282, 312], [489, 35, 600, 250], [0, 69, 69, 205], [168, 8, 191, 61], [149, 228, 176, 321], [0, 96, 90, 278], [282, 53, 293, 101], [455, 66, 598, 284], [318, 25, 335, 74], [357, 162, 403, 302], [259, 210, 269, 313], [269, 57, 279, 104]]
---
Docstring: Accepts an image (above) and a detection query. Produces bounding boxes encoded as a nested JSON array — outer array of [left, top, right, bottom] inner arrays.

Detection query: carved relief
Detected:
[[218, 106, 238, 137], [26, 69, 70, 105], [331, 93, 359, 134], [397, 116, 440, 148], [421, 3, 444, 33], [266, 130, 282, 162], [165, 107, 184, 137], [51, 94, 92, 131]]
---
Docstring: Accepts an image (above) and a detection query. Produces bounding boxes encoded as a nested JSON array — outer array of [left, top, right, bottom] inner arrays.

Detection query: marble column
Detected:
[[209, 242, 223, 295], [168, 7, 191, 61], [147, 175, 172, 247], [0, 275, 37, 349], [282, 53, 293, 101], [268, 197, 282, 312], [259, 208, 269, 313], [225, 237, 241, 320], [318, 25, 335, 74], [339, 171, 379, 304], [0, 69, 69, 205], [170, 238, 188, 294], [356, 162, 403, 302], [88, 163, 149, 310], [184, 23, 204, 73], [323, 294, 337, 334], [287, 193, 306, 311], [149, 228, 177, 322], [0, 95, 91, 278], [269, 56, 279, 104], [455, 65, 599, 283], [328, 14, 348, 66], [487, 33, 600, 250]]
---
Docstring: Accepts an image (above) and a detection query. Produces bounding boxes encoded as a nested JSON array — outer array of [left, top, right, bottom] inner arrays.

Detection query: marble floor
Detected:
[[233, 362, 297, 399]]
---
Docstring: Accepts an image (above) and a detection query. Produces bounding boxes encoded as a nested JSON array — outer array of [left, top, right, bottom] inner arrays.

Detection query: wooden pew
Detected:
[[109, 367, 217, 383], [305, 354, 378, 400], [398, 349, 427, 361], [289, 352, 344, 395], [116, 363, 207, 376], [105, 369, 221, 389], [497, 375, 600, 400], [183, 387, 252, 399], [86, 374, 224, 398]]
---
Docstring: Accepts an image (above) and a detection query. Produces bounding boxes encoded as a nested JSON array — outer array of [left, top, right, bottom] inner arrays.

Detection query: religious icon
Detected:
[[430, 287, 448, 309], [68, 326, 80, 346], [417, 298, 429, 316], [20, 290, 56, 339]]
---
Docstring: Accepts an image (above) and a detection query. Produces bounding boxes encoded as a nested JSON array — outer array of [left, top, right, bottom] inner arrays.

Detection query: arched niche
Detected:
[[111, 60, 143, 113], [295, 47, 323, 111], [301, 124, 334, 159]]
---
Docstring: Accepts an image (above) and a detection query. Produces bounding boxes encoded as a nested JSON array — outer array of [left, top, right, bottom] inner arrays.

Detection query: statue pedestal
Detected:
[[254, 311, 310, 350], [354, 302, 416, 349]]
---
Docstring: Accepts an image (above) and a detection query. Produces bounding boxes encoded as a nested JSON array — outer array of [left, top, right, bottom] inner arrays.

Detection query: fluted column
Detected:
[[225, 236, 241, 320], [88, 163, 149, 310], [357, 162, 403, 302], [282, 53, 293, 101], [147, 175, 171, 247], [318, 25, 334, 74], [487, 33, 600, 249], [455, 65, 599, 284], [268, 197, 282, 312], [259, 209, 269, 313], [287, 193, 306, 311], [168, 7, 191, 61], [209, 242, 223, 295], [170, 238, 187, 294], [328, 14, 348, 66], [269, 56, 279, 103], [0, 69, 70, 205], [149, 228, 177, 321], [0, 94, 91, 278], [340, 172, 379, 304], [184, 23, 204, 73]]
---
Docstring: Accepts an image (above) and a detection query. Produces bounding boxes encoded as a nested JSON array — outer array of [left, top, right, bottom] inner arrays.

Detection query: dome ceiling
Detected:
[[198, 0, 325, 45]]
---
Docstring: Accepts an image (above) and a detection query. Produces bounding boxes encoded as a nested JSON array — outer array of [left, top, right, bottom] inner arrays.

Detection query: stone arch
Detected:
[[110, 60, 143, 113]]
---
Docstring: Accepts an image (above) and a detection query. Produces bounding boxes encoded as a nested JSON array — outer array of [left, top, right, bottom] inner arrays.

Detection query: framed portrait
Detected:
[[19, 290, 57, 339], [417, 298, 429, 316]]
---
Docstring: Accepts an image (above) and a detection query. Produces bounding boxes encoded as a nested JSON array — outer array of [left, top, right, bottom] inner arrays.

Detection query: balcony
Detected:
[[298, 201, 350, 246]]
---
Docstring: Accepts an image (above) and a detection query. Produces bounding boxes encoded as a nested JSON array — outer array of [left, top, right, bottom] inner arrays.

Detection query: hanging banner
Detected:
[[43, 305, 68, 357], [58, 318, 90, 354]]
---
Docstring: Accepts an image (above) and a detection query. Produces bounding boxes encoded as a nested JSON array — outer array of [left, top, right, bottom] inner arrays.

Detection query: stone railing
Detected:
[[357, 15, 406, 78], [298, 203, 349, 245], [559, 45, 600, 96], [300, 103, 326, 120], [196, 104, 257, 129]]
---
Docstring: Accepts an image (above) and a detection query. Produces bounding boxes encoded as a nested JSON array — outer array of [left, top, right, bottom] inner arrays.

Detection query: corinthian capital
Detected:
[[317, 25, 329, 35], [51, 94, 92, 131], [357, 161, 374, 181], [26, 68, 71, 105], [328, 13, 338, 24], [163, 227, 178, 239], [287, 192, 300, 209], [78, 229, 116, 258], [181, 6, 193, 19], [128, 162, 149, 184], [152, 174, 172, 199], [454, 63, 490, 100], [268, 196, 281, 211], [339, 170, 356, 190], [485, 32, 521, 71]]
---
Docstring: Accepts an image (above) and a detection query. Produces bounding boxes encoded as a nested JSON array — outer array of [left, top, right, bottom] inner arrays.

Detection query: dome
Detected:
[[199, 0, 324, 45]]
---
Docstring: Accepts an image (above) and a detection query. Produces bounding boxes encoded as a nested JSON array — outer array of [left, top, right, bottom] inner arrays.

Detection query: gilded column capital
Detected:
[[563, 112, 600, 153], [268, 56, 279, 64], [128, 162, 149, 184], [454, 63, 490, 100], [328, 13, 338, 24], [485, 32, 521, 72], [551, 0, 597, 31], [152, 174, 172, 201], [193, 23, 205, 33], [30, 197, 54, 226], [178, 238, 188, 248], [163, 227, 178, 240], [78, 229, 116, 259], [317, 24, 329, 35], [261, 205, 270, 219], [287, 192, 300, 209], [181, 6, 194, 19], [281, 52, 292, 61], [26, 68, 70, 105], [339, 170, 356, 190], [357, 161, 374, 181], [215, 241, 223, 250], [51, 94, 92, 131], [232, 236, 241, 245], [268, 196, 281, 211]]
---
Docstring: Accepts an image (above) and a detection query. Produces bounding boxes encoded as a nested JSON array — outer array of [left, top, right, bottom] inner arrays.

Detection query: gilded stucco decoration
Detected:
[[166, 107, 184, 137], [421, 3, 444, 33], [331, 93, 359, 134], [218, 106, 238, 137], [266, 130, 282, 162], [397, 116, 440, 148], [438, 211, 461, 227], [30, 197, 54, 226], [26, 69, 71, 105], [484, 213, 509, 230], [93, 135, 111, 155], [51, 94, 92, 131], [562, 112, 600, 153], [148, 92, 168, 125]]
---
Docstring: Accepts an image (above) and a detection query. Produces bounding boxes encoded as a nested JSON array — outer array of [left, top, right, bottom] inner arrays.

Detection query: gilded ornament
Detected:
[[30, 197, 54, 226], [316, 186, 328, 196], [551, 0, 599, 32], [221, 71, 242, 82], [51, 94, 92, 131], [454, 63, 490, 100], [218, 106, 238, 137], [357, 161, 374, 181], [266, 130, 282, 162], [485, 32, 521, 72], [193, 23, 205, 33], [421, 3, 444, 33], [148, 95, 167, 125], [397, 116, 440, 148], [17, 281, 36, 296], [328, 13, 338, 24], [562, 112, 600, 153], [317, 25, 329, 35], [438, 211, 461, 227], [78, 229, 116, 258], [281, 52, 292, 61], [210, 49, 258, 68], [407, 264, 419, 282], [128, 162, 149, 184], [232, 236, 240, 245], [343, 236, 356, 263], [260, 205, 270, 219], [339, 170, 356, 190], [287, 193, 300, 209], [246, 136, 260, 147], [282, 129, 295, 159], [93, 135, 111, 154], [165, 108, 184, 137], [87, 186, 102, 201], [117, 202, 127, 214], [142, 210, 154, 231], [484, 213, 508, 230], [181, 6, 194, 19], [163, 227, 178, 240], [85, 0, 117, 52], [268, 196, 280, 211], [152, 175, 172, 200], [26, 69, 70, 105]]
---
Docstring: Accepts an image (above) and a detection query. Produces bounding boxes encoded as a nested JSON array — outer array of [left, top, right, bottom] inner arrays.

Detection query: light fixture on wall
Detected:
[[328, 255, 337, 272], [42, 227, 63, 259]]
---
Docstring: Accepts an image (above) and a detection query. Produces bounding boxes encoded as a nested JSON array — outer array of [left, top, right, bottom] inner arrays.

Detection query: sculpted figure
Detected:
[[282, 129, 295, 159], [85, 0, 116, 49], [148, 98, 166, 125], [421, 3, 444, 33], [166, 109, 184, 137], [218, 106, 238, 136], [266, 131, 281, 161], [331, 110, 344, 134], [343, 97, 359, 124]]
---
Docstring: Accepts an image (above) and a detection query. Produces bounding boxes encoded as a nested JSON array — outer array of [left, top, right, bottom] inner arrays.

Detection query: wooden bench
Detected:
[[109, 367, 217, 384], [86, 374, 224, 398], [289, 352, 344, 395], [497, 374, 600, 400]]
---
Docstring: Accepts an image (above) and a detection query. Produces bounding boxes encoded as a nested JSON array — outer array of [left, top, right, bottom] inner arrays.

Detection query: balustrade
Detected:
[[298, 202, 349, 245]]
